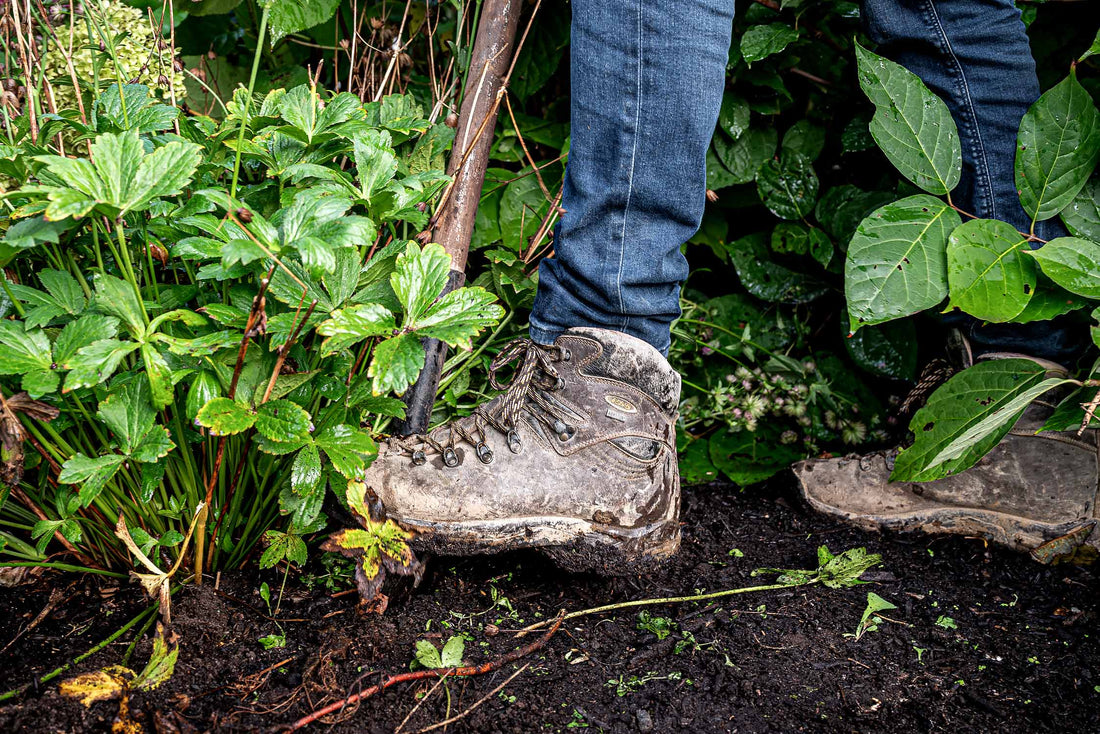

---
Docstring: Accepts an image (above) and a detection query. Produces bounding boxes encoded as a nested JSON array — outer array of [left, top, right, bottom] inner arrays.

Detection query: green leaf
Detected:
[[713, 127, 777, 185], [141, 344, 174, 410], [1079, 28, 1100, 63], [1010, 278, 1086, 323], [94, 274, 145, 336], [88, 132, 143, 207], [96, 84, 179, 133], [96, 379, 155, 454], [1062, 174, 1100, 241], [0, 321, 52, 375], [845, 195, 960, 332], [254, 399, 312, 443], [845, 319, 919, 380], [52, 315, 119, 367], [58, 453, 126, 507], [892, 359, 1047, 481], [415, 640, 443, 669], [315, 424, 377, 478], [1015, 73, 1100, 223], [131, 425, 175, 463], [392, 242, 450, 323], [291, 443, 323, 496], [755, 151, 819, 220], [1027, 236, 1100, 298], [64, 339, 140, 391], [268, 0, 342, 46], [316, 303, 397, 355], [0, 217, 69, 262], [440, 636, 465, 668], [21, 369, 59, 397], [741, 23, 799, 64], [195, 397, 256, 436], [782, 120, 826, 161], [946, 219, 1036, 322], [369, 334, 425, 396], [185, 371, 221, 421], [855, 44, 962, 195], [717, 93, 751, 140], [729, 233, 828, 304], [410, 287, 503, 349], [352, 129, 399, 201], [38, 270, 85, 314]]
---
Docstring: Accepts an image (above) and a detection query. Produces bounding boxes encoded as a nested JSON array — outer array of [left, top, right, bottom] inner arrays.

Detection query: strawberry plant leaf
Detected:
[[411, 287, 504, 349], [317, 304, 397, 356], [351, 129, 399, 201], [94, 274, 145, 337], [131, 425, 175, 463], [291, 443, 323, 496], [440, 636, 465, 668], [38, 269, 85, 314], [855, 44, 962, 195], [64, 339, 141, 391], [414, 639, 444, 669], [845, 195, 960, 332], [195, 397, 256, 436], [0, 322, 52, 375], [255, 399, 312, 443], [369, 333, 425, 396], [1015, 72, 1100, 223], [315, 424, 377, 478], [96, 379, 155, 454], [946, 219, 1036, 322], [392, 242, 450, 324], [52, 315, 120, 368], [58, 453, 126, 507], [892, 359, 1048, 482]]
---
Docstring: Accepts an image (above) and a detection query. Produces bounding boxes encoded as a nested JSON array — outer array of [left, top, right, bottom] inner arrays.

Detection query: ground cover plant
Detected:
[[0, 0, 1098, 731]]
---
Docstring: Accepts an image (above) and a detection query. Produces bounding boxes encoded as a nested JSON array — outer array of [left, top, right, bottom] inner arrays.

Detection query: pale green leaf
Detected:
[[268, 0, 342, 47], [53, 315, 119, 368], [195, 397, 256, 436], [254, 399, 312, 443], [369, 333, 424, 396], [317, 303, 396, 355], [351, 129, 398, 201], [1027, 236, 1100, 298], [58, 453, 126, 507], [845, 195, 960, 332], [64, 339, 140, 391], [96, 379, 155, 454], [411, 287, 503, 349], [89, 131, 143, 207], [93, 274, 145, 336], [124, 141, 202, 213], [0, 321, 52, 375], [946, 218, 1036, 322], [315, 424, 377, 478], [130, 425, 175, 463], [440, 636, 465, 668], [392, 242, 450, 323], [38, 269, 85, 314]]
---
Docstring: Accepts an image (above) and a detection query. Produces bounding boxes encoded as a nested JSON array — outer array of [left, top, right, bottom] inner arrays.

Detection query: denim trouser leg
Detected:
[[863, 0, 1079, 362], [529, 0, 736, 356]]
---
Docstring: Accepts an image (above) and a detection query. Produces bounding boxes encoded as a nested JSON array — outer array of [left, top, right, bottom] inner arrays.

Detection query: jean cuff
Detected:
[[528, 324, 563, 347]]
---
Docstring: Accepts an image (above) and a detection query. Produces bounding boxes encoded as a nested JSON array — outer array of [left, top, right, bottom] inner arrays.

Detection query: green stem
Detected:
[[0, 561, 127, 578], [230, 6, 270, 198], [0, 604, 156, 702]]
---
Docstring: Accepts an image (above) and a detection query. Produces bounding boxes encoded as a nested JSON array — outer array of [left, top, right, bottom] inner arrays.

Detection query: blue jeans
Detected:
[[530, 0, 1075, 361]]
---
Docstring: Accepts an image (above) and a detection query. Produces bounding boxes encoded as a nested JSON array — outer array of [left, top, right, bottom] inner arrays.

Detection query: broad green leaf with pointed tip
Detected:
[[59, 453, 126, 507], [1061, 175, 1100, 241], [316, 303, 396, 355], [741, 23, 799, 64], [855, 44, 962, 195], [392, 242, 451, 323], [255, 399, 311, 443], [97, 379, 155, 454], [64, 339, 140, 391], [1080, 28, 1100, 63], [352, 129, 399, 201], [141, 344, 175, 410], [315, 424, 377, 478], [268, 0, 342, 51], [845, 195, 959, 332], [946, 218, 1036, 322], [369, 333, 425, 396], [195, 397, 256, 436], [415, 639, 443, 669], [755, 151, 819, 220], [94, 274, 145, 336], [89, 132, 143, 206], [291, 443, 323, 497], [37, 270, 84, 314], [713, 127, 777, 185], [1010, 278, 1086, 323], [1016, 73, 1100, 223], [892, 359, 1047, 482], [185, 372, 221, 422], [440, 636, 465, 667], [131, 425, 175, 463], [411, 287, 503, 349], [1027, 236, 1100, 297]]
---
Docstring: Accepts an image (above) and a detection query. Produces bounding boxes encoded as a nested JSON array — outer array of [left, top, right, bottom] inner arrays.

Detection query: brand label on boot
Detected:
[[604, 394, 637, 422]]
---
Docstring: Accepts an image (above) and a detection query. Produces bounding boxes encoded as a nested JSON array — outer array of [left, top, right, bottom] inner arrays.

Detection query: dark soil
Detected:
[[2, 480, 1099, 733]]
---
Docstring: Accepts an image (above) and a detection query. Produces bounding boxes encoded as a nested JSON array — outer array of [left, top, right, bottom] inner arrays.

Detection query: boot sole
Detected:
[[393, 515, 681, 576]]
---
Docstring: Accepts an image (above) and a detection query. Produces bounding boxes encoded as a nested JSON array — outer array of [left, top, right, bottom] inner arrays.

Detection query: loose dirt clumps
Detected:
[[2, 481, 1099, 732]]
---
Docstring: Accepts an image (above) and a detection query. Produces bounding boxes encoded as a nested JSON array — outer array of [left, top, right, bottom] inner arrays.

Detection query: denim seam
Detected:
[[615, 0, 644, 334], [920, 0, 995, 219]]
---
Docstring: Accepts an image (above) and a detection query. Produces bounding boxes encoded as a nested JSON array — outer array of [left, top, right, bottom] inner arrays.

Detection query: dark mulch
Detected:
[[2, 479, 1098, 733]]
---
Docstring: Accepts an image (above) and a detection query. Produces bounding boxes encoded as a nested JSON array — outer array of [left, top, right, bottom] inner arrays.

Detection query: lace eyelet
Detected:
[[476, 442, 494, 464], [557, 424, 575, 442], [553, 377, 566, 391], [507, 430, 522, 454], [561, 348, 571, 362], [443, 447, 461, 467], [411, 450, 426, 466]]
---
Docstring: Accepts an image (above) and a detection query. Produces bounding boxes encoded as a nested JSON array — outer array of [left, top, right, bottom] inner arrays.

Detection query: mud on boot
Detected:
[[363, 327, 683, 574]]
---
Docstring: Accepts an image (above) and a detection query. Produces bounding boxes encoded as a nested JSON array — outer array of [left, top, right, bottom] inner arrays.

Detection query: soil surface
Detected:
[[2, 479, 1099, 733]]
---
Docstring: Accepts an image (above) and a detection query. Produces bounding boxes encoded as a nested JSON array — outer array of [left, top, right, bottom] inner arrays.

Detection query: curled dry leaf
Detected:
[[114, 504, 205, 625], [0, 390, 59, 488]]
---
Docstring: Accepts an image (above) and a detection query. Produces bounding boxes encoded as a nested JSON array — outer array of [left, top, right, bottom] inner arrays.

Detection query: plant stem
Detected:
[[0, 561, 126, 578], [230, 5, 269, 198]]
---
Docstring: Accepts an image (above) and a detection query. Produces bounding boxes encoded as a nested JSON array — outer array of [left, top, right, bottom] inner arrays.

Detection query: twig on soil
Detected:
[[411, 663, 530, 734], [393, 671, 450, 734], [0, 587, 66, 657], [282, 614, 563, 731]]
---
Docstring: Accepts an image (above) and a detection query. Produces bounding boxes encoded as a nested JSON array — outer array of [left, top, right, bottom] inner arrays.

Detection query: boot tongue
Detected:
[[561, 328, 681, 412]]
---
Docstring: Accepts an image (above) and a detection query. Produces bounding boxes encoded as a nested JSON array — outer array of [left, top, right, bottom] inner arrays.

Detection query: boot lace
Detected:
[[394, 338, 575, 467]]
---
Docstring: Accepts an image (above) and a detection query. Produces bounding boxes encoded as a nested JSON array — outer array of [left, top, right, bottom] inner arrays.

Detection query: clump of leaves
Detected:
[[414, 635, 466, 670], [752, 545, 883, 588], [320, 480, 424, 607], [636, 611, 675, 641]]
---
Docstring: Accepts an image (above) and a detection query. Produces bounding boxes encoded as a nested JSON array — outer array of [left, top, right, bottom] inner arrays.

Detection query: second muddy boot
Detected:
[[794, 353, 1100, 562], [363, 328, 682, 573]]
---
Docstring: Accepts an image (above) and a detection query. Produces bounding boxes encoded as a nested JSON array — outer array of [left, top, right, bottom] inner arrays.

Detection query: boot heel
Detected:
[[543, 521, 680, 575]]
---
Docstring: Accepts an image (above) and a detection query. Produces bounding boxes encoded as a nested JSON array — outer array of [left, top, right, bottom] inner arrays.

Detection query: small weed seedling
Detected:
[[412, 635, 465, 718], [636, 610, 675, 640], [846, 592, 898, 641], [605, 671, 683, 697], [935, 615, 958, 630], [258, 582, 287, 650]]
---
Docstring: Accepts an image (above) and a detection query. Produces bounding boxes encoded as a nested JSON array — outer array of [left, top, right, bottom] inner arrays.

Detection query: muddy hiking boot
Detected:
[[794, 351, 1100, 563], [363, 327, 682, 573]]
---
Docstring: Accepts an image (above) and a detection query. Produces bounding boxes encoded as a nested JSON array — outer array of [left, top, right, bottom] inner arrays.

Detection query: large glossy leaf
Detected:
[[1015, 73, 1100, 223], [58, 453, 126, 507], [855, 44, 961, 195], [1027, 236, 1100, 298], [1061, 175, 1100, 241], [741, 24, 800, 64], [892, 359, 1047, 482], [717, 92, 751, 140], [315, 424, 377, 479], [291, 443, 323, 496], [755, 151, 819, 220], [713, 127, 777, 185], [268, 0, 342, 45], [845, 195, 960, 332], [946, 219, 1036, 322], [411, 287, 503, 349]]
